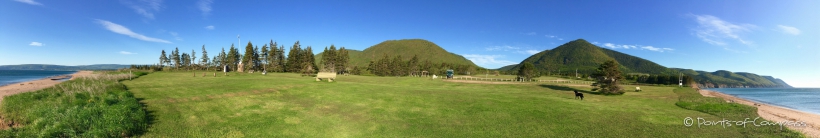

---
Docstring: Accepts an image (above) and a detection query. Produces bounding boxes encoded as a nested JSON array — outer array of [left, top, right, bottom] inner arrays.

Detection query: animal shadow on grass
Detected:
[[538, 84, 605, 95]]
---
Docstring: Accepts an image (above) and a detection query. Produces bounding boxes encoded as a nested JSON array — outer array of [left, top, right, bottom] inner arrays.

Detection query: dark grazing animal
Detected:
[[574, 90, 584, 100]]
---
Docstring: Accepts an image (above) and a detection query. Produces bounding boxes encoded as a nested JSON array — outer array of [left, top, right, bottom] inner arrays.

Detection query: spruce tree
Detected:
[[268, 40, 282, 72], [227, 44, 238, 72], [278, 45, 286, 72], [253, 45, 260, 71], [201, 45, 209, 69], [172, 47, 181, 70], [303, 46, 317, 73], [337, 47, 349, 74], [159, 50, 168, 67], [241, 42, 255, 72], [285, 41, 301, 72], [191, 50, 196, 69], [261, 44, 269, 71]]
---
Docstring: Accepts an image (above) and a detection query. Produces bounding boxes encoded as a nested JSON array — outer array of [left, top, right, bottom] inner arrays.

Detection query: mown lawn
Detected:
[[122, 71, 801, 137]]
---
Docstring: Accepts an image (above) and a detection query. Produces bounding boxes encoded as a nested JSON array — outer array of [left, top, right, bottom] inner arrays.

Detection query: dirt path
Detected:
[[699, 90, 820, 138]]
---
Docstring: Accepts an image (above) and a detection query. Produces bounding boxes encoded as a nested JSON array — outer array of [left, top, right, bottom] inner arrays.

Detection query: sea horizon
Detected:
[[0, 70, 77, 87], [708, 88, 820, 115]]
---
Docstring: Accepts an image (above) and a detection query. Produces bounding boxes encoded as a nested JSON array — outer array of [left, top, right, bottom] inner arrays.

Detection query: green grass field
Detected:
[[119, 72, 801, 137]]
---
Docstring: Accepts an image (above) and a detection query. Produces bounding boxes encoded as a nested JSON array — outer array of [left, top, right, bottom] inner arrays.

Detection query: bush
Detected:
[[0, 72, 149, 137]]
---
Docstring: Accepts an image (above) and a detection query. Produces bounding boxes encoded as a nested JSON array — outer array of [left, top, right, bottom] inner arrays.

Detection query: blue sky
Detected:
[[1, 0, 818, 87]]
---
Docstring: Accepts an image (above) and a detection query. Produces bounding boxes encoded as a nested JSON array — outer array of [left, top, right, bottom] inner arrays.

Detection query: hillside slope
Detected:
[[509, 39, 670, 74], [670, 68, 792, 88], [504, 39, 790, 88], [316, 39, 478, 69]]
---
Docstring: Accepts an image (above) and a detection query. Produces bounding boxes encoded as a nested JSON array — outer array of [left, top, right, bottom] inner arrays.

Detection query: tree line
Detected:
[[142, 40, 349, 74], [364, 54, 481, 77]]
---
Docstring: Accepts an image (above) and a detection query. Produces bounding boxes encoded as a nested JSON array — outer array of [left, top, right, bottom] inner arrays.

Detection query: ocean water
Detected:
[[0, 70, 77, 87], [709, 88, 820, 115]]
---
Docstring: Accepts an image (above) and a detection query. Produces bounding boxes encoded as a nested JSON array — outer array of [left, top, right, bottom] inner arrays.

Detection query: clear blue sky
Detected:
[[1, 0, 818, 87]]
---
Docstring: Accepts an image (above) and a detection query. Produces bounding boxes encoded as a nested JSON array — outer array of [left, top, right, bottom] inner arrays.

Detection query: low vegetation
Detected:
[[119, 72, 801, 137], [0, 72, 149, 137]]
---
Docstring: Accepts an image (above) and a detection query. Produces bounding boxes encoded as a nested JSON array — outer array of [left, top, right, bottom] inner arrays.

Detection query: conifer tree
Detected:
[[241, 42, 255, 72], [159, 50, 168, 67], [227, 44, 238, 72], [391, 55, 404, 76], [253, 45, 260, 71], [261, 44, 268, 71], [201, 45, 209, 69], [267, 41, 280, 72], [278, 44, 285, 72], [181, 53, 189, 69], [286, 41, 302, 72], [408, 55, 419, 76], [172, 47, 181, 70], [337, 47, 349, 73], [591, 60, 623, 94], [303, 46, 317, 73], [191, 49, 196, 69]]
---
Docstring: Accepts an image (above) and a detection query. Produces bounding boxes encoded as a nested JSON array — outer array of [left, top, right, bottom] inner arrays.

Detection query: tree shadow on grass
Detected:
[[538, 84, 606, 95], [132, 97, 156, 137]]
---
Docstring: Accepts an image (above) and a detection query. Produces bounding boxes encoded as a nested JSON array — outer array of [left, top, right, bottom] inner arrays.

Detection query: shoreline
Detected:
[[699, 89, 820, 138], [0, 71, 93, 102]]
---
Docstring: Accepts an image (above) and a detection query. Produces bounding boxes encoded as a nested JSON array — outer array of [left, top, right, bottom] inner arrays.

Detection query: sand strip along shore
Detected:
[[0, 71, 93, 102], [699, 89, 820, 138]]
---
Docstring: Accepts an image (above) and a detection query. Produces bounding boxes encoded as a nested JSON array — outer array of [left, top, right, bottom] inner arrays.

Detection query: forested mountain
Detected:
[[496, 64, 518, 71], [315, 39, 480, 75], [670, 68, 792, 88], [0, 64, 129, 70], [501, 39, 790, 88], [506, 39, 671, 75]]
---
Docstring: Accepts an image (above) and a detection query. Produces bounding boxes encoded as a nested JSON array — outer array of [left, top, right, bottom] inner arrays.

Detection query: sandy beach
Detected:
[[699, 89, 820, 138], [0, 71, 93, 102]]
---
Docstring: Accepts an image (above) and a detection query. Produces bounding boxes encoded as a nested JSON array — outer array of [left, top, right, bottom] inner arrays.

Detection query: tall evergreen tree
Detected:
[[181, 53, 190, 69], [241, 42, 255, 72], [337, 47, 349, 74], [278, 45, 286, 72], [253, 45, 260, 71], [261, 44, 269, 71], [377, 54, 391, 76], [285, 41, 302, 72], [303, 46, 317, 73], [172, 47, 181, 70], [191, 49, 196, 69], [227, 44, 238, 72], [267, 41, 279, 72], [391, 55, 404, 76], [201, 45, 209, 69], [408, 55, 419, 76], [321, 47, 329, 71], [159, 50, 168, 67], [217, 47, 227, 70]]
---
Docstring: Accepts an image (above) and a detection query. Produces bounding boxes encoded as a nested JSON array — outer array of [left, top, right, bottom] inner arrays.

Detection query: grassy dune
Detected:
[[122, 72, 802, 137], [0, 72, 148, 137]]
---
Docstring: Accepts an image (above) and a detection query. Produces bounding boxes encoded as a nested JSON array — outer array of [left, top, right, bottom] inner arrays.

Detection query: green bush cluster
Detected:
[[0, 72, 149, 137]]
